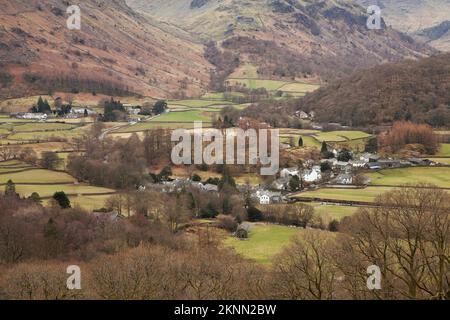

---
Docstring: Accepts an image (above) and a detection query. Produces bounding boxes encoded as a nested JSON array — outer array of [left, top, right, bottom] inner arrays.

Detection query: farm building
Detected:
[[15, 112, 48, 120]]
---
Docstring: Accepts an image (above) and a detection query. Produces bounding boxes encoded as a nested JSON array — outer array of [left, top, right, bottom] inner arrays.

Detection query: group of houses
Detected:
[[144, 179, 219, 194], [14, 112, 48, 120]]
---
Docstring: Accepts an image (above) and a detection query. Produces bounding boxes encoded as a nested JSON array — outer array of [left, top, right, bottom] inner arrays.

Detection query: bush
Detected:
[[216, 215, 238, 232], [328, 219, 340, 232], [247, 206, 263, 222], [191, 174, 202, 182]]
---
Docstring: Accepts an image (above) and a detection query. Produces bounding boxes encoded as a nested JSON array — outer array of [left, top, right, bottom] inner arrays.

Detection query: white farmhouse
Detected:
[[258, 194, 271, 205], [15, 113, 48, 120], [280, 167, 300, 179], [303, 166, 322, 183]]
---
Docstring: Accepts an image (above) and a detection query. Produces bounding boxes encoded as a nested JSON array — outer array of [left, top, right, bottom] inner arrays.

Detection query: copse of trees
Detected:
[[101, 98, 126, 122], [30, 96, 52, 114], [378, 121, 439, 155]]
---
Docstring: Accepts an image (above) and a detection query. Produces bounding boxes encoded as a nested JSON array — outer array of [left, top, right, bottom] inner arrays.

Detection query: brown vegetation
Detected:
[[378, 121, 439, 155]]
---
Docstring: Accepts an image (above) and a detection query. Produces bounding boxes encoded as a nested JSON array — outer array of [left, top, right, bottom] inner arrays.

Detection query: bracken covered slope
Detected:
[[0, 0, 212, 99], [127, 0, 435, 81]]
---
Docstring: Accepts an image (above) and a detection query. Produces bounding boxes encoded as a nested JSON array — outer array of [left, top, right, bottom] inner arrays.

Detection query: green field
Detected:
[[12, 123, 78, 132], [224, 224, 303, 265], [0, 169, 76, 184], [313, 131, 371, 142], [310, 203, 359, 221], [15, 184, 115, 198], [438, 144, 450, 156], [115, 121, 206, 133], [69, 194, 113, 211], [280, 134, 322, 149], [293, 187, 394, 203], [168, 99, 234, 108], [150, 110, 213, 123], [226, 78, 289, 91], [277, 82, 320, 93], [7, 129, 83, 141], [201, 92, 226, 100], [366, 167, 450, 187]]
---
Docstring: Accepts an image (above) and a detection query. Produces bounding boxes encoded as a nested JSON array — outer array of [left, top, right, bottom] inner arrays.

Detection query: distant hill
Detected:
[[357, 0, 450, 51], [0, 0, 211, 99], [127, 0, 435, 82], [297, 53, 450, 127]]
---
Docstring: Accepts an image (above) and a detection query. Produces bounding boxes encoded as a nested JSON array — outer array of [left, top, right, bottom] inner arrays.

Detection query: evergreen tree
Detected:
[[321, 141, 328, 153], [289, 175, 300, 191], [152, 100, 168, 115], [53, 191, 71, 209], [5, 179, 17, 197], [299, 136, 304, 147], [219, 166, 236, 190]]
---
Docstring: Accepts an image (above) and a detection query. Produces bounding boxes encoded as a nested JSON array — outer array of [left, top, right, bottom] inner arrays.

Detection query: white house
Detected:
[[255, 190, 282, 205], [349, 160, 367, 168], [303, 166, 322, 183], [15, 113, 48, 120], [258, 194, 271, 205], [280, 167, 300, 179], [70, 107, 96, 116], [335, 174, 353, 185]]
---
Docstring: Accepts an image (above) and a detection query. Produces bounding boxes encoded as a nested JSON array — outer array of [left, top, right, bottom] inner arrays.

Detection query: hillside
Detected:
[[0, 0, 211, 99], [357, 0, 450, 51], [297, 53, 450, 127], [128, 0, 435, 82]]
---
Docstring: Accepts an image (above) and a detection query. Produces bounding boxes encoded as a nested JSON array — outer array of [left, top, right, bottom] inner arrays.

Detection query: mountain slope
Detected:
[[128, 0, 435, 81], [357, 0, 450, 51], [297, 53, 450, 127], [0, 0, 211, 99]]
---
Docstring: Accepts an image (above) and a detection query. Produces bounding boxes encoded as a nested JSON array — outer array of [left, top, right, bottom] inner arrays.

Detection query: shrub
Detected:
[[247, 206, 263, 222], [216, 215, 238, 232]]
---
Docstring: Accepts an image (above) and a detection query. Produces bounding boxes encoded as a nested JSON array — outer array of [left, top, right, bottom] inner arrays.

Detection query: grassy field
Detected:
[[115, 121, 204, 133], [226, 78, 289, 91], [310, 203, 359, 221], [277, 82, 320, 93], [224, 224, 303, 265], [7, 129, 84, 141], [0, 169, 76, 184], [366, 167, 450, 187], [313, 131, 371, 142], [12, 123, 78, 132], [429, 158, 450, 165], [150, 110, 213, 123], [168, 99, 234, 108], [69, 194, 113, 211], [437, 144, 450, 156], [292, 187, 394, 203], [16, 184, 115, 198], [280, 135, 322, 149]]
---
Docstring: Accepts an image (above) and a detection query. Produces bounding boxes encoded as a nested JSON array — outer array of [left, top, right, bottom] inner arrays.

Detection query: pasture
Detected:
[[292, 187, 394, 203], [12, 123, 78, 132], [168, 99, 234, 108], [366, 167, 450, 188], [224, 224, 303, 265], [226, 78, 289, 91], [438, 144, 450, 156], [150, 110, 213, 123], [310, 203, 359, 221], [0, 169, 76, 184], [15, 184, 115, 198], [277, 82, 320, 93]]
